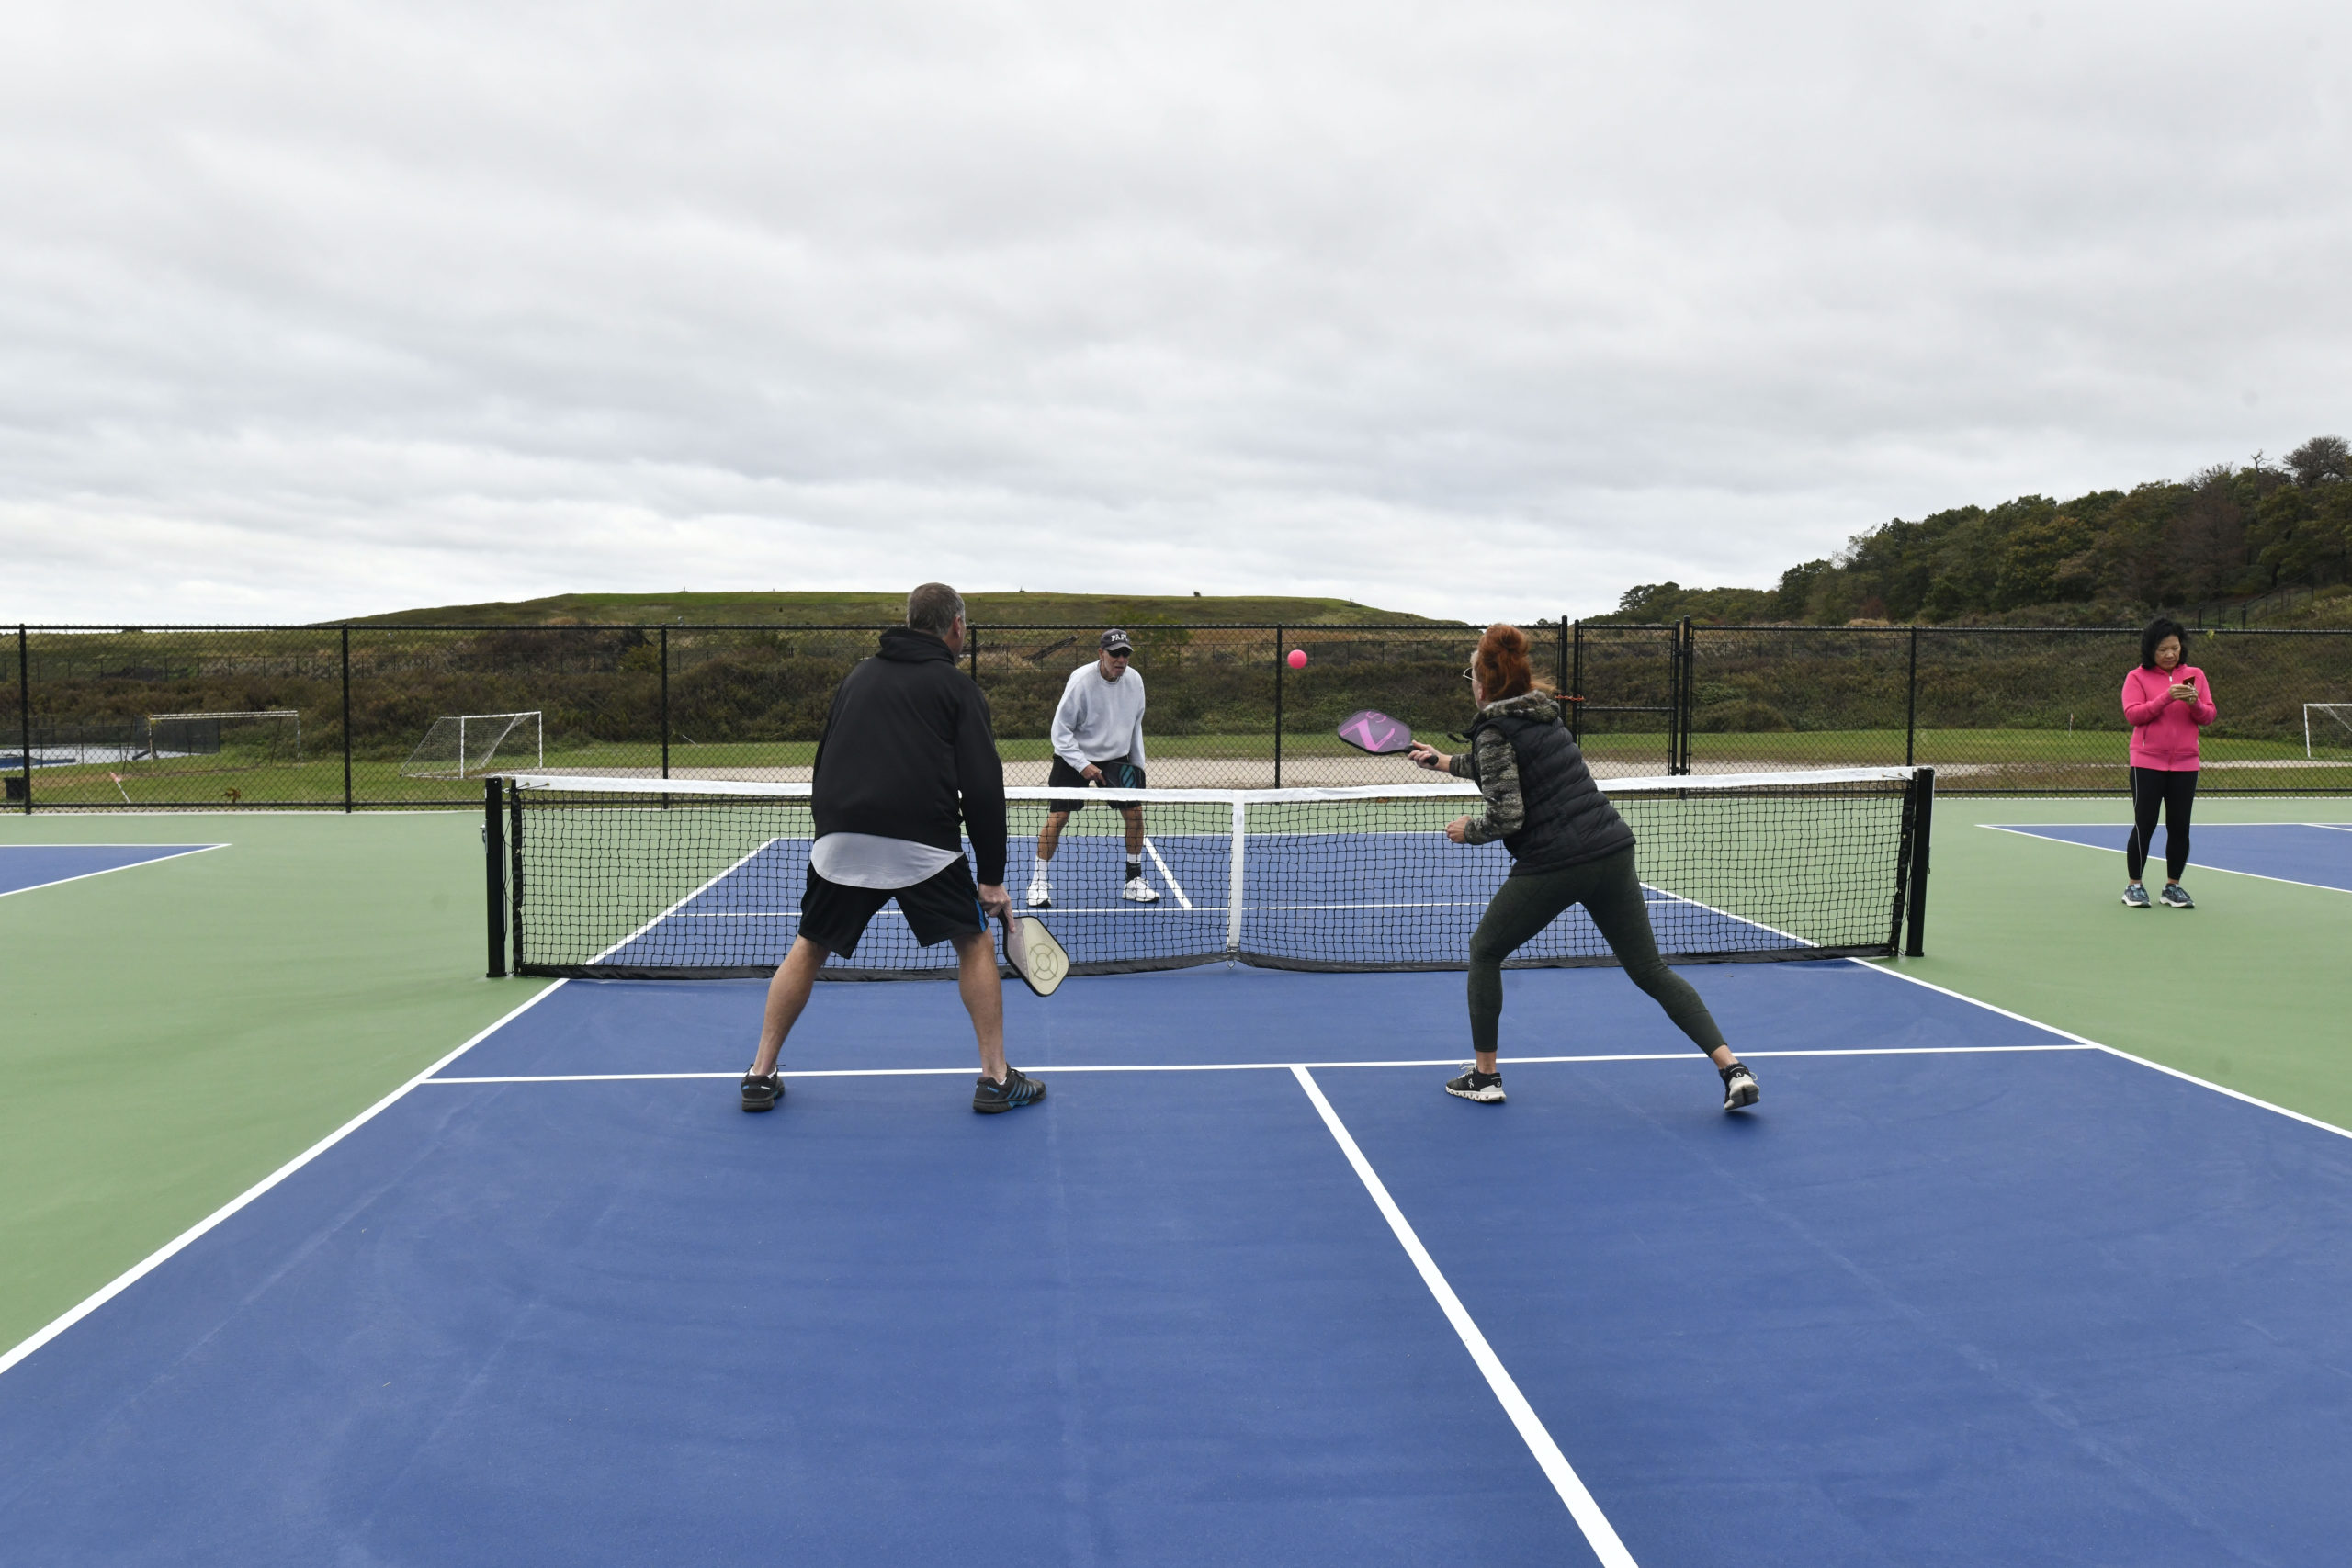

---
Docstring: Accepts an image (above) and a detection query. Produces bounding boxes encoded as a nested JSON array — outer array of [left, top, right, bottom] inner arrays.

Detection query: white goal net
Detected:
[[144, 709, 303, 767], [2307, 704, 2352, 759], [402, 712, 545, 779]]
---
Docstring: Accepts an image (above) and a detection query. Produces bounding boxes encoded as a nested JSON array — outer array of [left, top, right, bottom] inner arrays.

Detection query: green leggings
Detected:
[[1468, 845, 1729, 1058]]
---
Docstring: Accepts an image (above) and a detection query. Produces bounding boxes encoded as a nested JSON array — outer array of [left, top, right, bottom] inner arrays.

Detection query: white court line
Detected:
[[0, 978, 568, 1382], [0, 842, 227, 898], [1860, 961, 2352, 1143], [2310, 823, 2352, 833], [1980, 824, 2352, 895], [424, 1043, 2097, 1086], [1291, 1065, 1638, 1567], [1141, 836, 1193, 909]]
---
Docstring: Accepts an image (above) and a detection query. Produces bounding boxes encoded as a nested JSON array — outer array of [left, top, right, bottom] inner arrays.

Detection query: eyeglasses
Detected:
[[1105, 649, 1131, 660], [1462, 664, 1476, 682]]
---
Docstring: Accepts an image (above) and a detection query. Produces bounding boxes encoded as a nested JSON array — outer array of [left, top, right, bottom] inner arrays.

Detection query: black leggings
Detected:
[[2125, 766, 2198, 883], [1467, 845, 1729, 1058]]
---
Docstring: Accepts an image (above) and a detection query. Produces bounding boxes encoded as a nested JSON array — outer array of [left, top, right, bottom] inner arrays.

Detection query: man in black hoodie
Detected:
[[740, 583, 1045, 1116]]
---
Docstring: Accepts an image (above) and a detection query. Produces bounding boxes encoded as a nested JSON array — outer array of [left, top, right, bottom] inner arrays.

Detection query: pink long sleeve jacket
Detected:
[[2120, 664, 2215, 771]]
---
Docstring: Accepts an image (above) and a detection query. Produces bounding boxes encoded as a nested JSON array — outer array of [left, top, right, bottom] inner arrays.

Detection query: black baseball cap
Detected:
[[1100, 628, 1134, 654]]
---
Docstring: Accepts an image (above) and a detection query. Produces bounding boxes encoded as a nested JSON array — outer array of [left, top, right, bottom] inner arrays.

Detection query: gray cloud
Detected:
[[4, 0, 2347, 623]]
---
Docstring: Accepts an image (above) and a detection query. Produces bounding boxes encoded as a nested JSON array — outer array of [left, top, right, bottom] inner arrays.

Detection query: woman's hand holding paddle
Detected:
[[1408, 741, 1450, 771]]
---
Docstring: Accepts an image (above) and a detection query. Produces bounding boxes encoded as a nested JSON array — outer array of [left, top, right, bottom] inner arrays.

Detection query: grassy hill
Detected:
[[349, 591, 1453, 627]]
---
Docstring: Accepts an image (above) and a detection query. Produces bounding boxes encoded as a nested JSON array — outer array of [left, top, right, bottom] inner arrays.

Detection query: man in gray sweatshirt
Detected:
[[1027, 628, 1159, 908]]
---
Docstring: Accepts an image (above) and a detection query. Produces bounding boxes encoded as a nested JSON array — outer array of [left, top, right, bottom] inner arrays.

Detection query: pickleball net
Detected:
[[490, 768, 1933, 979]]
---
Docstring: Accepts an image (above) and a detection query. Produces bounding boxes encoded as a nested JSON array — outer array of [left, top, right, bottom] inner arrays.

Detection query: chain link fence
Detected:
[[10, 620, 2351, 810]]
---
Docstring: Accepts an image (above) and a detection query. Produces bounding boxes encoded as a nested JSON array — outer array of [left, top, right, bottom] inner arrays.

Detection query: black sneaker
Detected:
[[1720, 1061, 1759, 1112], [2158, 883, 2194, 909], [973, 1066, 1046, 1114], [740, 1068, 784, 1112], [1444, 1066, 1506, 1103]]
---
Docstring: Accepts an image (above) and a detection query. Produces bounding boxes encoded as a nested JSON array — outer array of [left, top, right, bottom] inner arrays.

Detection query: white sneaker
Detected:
[[1121, 876, 1159, 904], [1026, 869, 1053, 908]]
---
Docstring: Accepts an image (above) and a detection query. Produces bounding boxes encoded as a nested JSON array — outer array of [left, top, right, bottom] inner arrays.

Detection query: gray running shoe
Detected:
[[1720, 1062, 1760, 1111], [2121, 883, 2151, 908], [2159, 883, 2195, 908], [1444, 1066, 1506, 1103]]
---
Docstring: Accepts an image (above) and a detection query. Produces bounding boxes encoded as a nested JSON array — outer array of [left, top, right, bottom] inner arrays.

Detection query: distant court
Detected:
[[0, 844, 222, 898], [1987, 822, 2352, 893]]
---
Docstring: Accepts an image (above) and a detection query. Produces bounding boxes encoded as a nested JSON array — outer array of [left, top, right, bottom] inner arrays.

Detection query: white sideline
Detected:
[[423, 1043, 2097, 1086], [0, 842, 228, 898], [1291, 1066, 1638, 1568], [0, 980, 567, 1382]]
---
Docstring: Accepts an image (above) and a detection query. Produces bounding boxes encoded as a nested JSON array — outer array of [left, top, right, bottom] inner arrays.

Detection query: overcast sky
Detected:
[[4, 0, 2347, 625]]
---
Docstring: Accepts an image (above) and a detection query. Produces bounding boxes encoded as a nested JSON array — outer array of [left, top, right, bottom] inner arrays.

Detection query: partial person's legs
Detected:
[[1117, 805, 1158, 900], [1029, 811, 1070, 905], [750, 935, 828, 1076], [2162, 769, 2197, 884], [953, 929, 1008, 1082], [1576, 849, 1737, 1067], [2124, 767, 2160, 885], [1465, 871, 1581, 1075]]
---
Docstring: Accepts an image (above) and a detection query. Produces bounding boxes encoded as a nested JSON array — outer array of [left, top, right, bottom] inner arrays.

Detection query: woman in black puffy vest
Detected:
[[1408, 623, 1760, 1111]]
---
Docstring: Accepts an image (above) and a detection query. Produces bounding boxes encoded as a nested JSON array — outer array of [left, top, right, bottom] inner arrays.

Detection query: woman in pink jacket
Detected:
[[2120, 616, 2215, 908]]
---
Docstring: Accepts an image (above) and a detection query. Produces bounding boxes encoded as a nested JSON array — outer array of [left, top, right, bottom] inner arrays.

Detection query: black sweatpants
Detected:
[[1467, 845, 1729, 1058], [2125, 766, 2198, 884]]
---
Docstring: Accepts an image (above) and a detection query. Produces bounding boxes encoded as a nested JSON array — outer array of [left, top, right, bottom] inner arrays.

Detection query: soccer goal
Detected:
[[402, 712, 544, 778], [145, 710, 303, 766], [2306, 704, 2352, 759]]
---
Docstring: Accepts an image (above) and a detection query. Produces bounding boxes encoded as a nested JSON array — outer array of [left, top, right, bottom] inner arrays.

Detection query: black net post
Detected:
[[483, 777, 508, 976], [340, 626, 353, 813], [1904, 768, 1935, 955], [660, 625, 671, 781], [15, 624, 29, 813], [1272, 624, 1284, 788]]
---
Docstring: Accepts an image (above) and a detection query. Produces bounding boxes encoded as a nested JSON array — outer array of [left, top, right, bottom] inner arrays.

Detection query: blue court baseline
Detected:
[[600, 830, 1804, 971], [6, 963, 2352, 1564], [0, 843, 223, 897], [1987, 822, 2352, 893]]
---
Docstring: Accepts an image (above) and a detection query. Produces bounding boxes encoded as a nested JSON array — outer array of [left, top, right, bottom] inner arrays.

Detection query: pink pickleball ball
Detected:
[[1286, 649, 1307, 670]]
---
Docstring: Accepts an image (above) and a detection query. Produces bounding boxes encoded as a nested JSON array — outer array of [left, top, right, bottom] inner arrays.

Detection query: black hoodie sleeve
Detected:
[[955, 686, 1009, 886]]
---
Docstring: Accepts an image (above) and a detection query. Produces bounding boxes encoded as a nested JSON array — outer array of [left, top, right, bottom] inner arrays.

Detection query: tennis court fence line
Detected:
[[481, 768, 1936, 982], [9, 620, 2351, 811]]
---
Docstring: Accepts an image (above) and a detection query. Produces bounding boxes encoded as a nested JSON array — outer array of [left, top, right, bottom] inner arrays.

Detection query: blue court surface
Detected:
[[1988, 822, 2352, 893], [6, 961, 2352, 1566], [0, 843, 221, 897]]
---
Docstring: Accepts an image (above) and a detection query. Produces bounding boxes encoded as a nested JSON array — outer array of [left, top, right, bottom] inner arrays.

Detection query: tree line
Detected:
[[1603, 434, 2352, 626]]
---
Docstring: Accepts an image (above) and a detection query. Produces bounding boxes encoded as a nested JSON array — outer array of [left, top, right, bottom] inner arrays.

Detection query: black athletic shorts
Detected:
[[1047, 754, 1146, 816], [798, 857, 987, 959]]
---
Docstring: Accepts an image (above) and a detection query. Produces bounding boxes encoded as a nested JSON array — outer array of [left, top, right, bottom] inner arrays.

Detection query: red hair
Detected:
[[1473, 623, 1551, 703]]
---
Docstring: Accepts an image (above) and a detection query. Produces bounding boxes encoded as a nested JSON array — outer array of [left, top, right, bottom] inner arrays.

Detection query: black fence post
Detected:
[[967, 621, 978, 682], [1673, 618, 1693, 775], [1272, 625, 1284, 788], [660, 626, 671, 781], [1569, 622, 1583, 741], [15, 624, 29, 813], [484, 777, 507, 977], [1905, 768, 1935, 956], [341, 626, 353, 812], [1905, 626, 1918, 768]]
